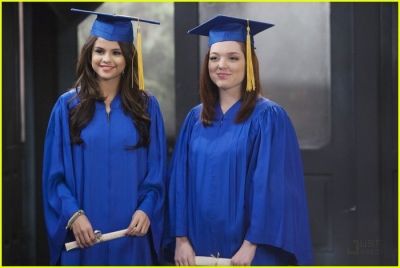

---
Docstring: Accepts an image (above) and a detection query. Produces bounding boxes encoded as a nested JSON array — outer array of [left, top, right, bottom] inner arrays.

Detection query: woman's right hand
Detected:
[[71, 214, 96, 248], [175, 236, 196, 266]]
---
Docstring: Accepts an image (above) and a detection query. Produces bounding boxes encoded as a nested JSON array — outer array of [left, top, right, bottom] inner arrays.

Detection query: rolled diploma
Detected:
[[65, 228, 128, 251], [195, 256, 231, 265]]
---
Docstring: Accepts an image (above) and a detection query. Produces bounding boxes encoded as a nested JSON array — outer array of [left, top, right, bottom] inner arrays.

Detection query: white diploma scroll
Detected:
[[195, 256, 231, 266], [65, 228, 128, 251], [66, 230, 231, 265]]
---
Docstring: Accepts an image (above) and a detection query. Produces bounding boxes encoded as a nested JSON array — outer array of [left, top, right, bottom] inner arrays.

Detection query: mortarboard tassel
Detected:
[[246, 20, 255, 92], [131, 47, 135, 89], [136, 21, 145, 90]]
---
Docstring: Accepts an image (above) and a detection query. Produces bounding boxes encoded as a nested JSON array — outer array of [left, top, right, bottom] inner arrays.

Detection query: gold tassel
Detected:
[[246, 20, 255, 92], [136, 21, 145, 90], [131, 46, 135, 89]]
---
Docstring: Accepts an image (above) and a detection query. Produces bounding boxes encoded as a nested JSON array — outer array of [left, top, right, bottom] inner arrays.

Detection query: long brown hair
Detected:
[[69, 36, 150, 149], [199, 45, 261, 126]]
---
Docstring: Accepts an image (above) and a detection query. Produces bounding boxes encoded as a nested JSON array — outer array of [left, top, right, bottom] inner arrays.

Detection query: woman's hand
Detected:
[[231, 240, 257, 266], [71, 214, 96, 248], [126, 210, 150, 236], [175, 236, 196, 266]]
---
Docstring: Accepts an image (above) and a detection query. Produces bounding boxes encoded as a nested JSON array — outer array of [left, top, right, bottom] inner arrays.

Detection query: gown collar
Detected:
[[214, 99, 241, 121], [96, 92, 122, 110]]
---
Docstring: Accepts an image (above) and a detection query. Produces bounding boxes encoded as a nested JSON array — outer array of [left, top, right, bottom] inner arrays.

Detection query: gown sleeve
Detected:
[[136, 95, 167, 257], [42, 93, 80, 265], [245, 105, 314, 265], [166, 108, 198, 238]]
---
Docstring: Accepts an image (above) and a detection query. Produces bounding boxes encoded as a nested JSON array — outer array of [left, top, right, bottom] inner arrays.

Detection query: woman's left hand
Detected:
[[231, 240, 257, 266], [125, 210, 150, 236]]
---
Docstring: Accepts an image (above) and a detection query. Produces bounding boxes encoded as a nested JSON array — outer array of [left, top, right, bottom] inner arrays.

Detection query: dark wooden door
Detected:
[[303, 3, 397, 265], [3, 3, 30, 265]]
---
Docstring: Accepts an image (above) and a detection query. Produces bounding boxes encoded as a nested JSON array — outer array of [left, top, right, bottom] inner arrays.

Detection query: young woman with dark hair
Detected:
[[42, 10, 166, 265], [70, 36, 150, 148]]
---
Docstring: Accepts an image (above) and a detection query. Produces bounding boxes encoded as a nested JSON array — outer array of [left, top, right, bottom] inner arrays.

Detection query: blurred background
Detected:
[[2, 2, 397, 265]]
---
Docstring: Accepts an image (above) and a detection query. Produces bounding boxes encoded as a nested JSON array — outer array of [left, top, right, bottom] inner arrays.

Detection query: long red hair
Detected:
[[199, 45, 261, 125]]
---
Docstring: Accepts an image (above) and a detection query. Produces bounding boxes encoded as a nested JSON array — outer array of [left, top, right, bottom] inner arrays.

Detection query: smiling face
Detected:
[[208, 41, 246, 93], [91, 37, 126, 82]]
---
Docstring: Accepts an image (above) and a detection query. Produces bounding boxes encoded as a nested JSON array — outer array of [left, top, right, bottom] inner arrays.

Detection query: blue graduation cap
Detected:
[[71, 8, 160, 90], [187, 14, 273, 47], [71, 8, 160, 42], [187, 15, 273, 92]]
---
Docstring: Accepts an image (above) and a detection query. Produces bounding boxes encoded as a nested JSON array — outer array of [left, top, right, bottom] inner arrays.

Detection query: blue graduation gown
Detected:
[[167, 97, 313, 265], [42, 89, 166, 265]]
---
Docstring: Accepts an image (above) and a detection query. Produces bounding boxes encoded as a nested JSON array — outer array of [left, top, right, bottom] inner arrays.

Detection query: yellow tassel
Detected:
[[136, 21, 145, 91], [246, 20, 255, 92], [131, 49, 137, 88]]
